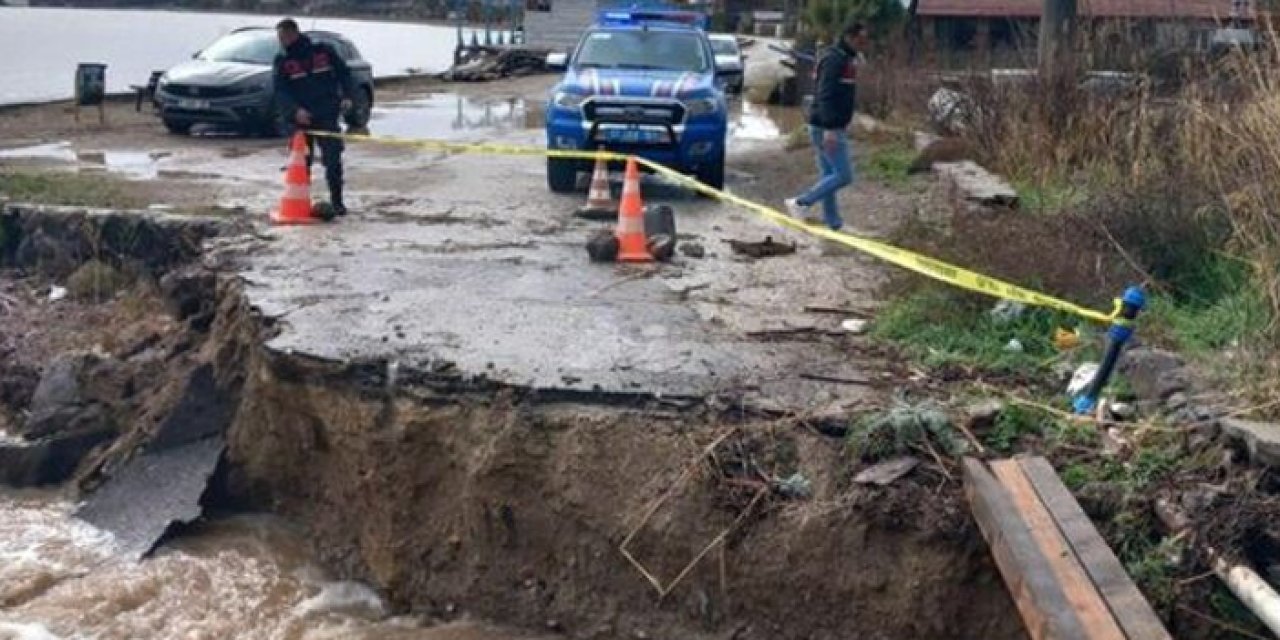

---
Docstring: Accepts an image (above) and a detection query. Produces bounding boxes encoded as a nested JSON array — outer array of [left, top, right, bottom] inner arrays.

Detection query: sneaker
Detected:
[[784, 198, 823, 225], [333, 202, 348, 217]]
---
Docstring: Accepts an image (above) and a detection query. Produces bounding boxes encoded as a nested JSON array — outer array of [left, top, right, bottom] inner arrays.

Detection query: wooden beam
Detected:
[[1019, 457, 1173, 640], [990, 459, 1127, 640], [962, 458, 1091, 640]]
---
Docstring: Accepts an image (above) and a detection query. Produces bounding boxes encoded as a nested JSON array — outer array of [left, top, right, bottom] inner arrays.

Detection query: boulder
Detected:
[[1118, 347, 1187, 401]]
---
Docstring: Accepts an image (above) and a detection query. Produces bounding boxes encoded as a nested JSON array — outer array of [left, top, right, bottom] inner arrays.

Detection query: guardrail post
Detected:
[[1072, 285, 1145, 415]]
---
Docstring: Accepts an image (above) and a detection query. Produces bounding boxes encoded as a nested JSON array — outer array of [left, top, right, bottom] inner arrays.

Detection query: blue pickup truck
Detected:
[[543, 7, 730, 192]]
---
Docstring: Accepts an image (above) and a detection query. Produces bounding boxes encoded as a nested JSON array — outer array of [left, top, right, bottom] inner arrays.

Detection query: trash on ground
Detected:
[[585, 230, 619, 262], [840, 318, 870, 334], [1067, 362, 1100, 396], [725, 236, 796, 258], [773, 472, 813, 499], [989, 300, 1025, 324], [48, 286, 68, 302], [1053, 326, 1081, 351], [1004, 338, 1024, 353], [854, 456, 920, 486]]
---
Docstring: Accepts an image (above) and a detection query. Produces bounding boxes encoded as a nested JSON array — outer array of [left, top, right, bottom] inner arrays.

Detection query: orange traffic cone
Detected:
[[575, 149, 616, 220], [271, 132, 318, 225], [615, 157, 651, 263]]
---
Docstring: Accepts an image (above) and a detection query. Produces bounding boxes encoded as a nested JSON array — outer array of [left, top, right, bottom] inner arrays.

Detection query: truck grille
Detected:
[[584, 100, 685, 125]]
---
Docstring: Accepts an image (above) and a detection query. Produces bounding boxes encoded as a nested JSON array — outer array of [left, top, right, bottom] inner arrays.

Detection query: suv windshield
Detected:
[[709, 37, 738, 55], [576, 30, 709, 72], [199, 30, 281, 65]]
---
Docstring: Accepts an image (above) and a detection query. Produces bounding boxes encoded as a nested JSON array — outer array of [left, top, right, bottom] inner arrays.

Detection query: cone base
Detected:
[[271, 204, 321, 226], [574, 206, 618, 221]]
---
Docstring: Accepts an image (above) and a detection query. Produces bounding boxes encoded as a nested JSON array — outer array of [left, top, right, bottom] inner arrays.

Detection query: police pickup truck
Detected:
[[543, 7, 730, 192]]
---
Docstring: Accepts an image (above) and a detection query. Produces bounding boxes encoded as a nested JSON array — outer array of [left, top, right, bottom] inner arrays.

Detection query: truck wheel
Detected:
[[547, 158, 578, 193], [344, 86, 373, 129], [696, 153, 725, 191], [163, 119, 192, 135]]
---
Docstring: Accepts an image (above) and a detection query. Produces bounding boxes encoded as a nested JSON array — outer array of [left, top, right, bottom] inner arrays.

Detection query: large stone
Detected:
[[1118, 347, 1187, 401], [1221, 418, 1280, 469], [23, 353, 106, 439], [934, 161, 1018, 207]]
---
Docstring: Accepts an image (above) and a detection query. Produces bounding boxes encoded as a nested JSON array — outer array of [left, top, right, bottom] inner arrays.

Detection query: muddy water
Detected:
[[0, 490, 540, 640]]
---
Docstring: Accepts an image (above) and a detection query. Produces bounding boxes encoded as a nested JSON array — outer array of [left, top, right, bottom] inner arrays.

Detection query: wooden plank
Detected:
[[1019, 457, 1174, 640], [990, 460, 1127, 640], [962, 458, 1091, 640]]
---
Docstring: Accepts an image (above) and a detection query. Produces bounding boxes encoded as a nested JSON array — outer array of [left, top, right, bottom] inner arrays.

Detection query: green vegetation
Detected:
[[0, 170, 145, 209], [871, 286, 1078, 373], [1012, 177, 1087, 215], [862, 143, 914, 188]]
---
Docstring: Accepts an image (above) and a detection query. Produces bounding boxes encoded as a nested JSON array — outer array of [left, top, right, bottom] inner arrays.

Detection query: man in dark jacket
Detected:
[[274, 18, 356, 215], [785, 21, 869, 231]]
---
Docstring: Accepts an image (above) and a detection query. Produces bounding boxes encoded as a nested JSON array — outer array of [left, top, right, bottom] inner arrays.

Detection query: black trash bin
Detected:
[[75, 63, 107, 106]]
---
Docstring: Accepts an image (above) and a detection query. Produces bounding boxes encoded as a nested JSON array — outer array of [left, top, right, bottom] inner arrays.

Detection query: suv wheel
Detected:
[[163, 119, 192, 135], [547, 158, 578, 193], [696, 151, 725, 191], [344, 87, 373, 129]]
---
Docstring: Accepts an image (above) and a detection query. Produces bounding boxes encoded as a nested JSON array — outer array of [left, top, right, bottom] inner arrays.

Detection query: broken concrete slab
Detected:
[[854, 456, 920, 486], [933, 161, 1018, 207], [75, 437, 225, 559], [0, 424, 117, 487], [149, 364, 235, 450], [1221, 418, 1280, 469]]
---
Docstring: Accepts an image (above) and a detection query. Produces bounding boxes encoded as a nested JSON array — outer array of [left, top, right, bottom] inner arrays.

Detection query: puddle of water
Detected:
[[0, 142, 162, 180], [731, 100, 804, 141], [368, 95, 542, 140]]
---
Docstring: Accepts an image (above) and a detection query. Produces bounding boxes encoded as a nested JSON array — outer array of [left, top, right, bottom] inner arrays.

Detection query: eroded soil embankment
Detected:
[[219, 318, 1025, 638], [1, 206, 1026, 639]]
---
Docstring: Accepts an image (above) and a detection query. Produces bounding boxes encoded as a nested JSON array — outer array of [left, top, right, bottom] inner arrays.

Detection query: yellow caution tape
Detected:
[[308, 130, 1118, 325]]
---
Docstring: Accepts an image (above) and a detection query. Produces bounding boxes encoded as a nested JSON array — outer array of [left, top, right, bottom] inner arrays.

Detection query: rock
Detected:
[[854, 456, 920, 486], [24, 353, 96, 439], [934, 161, 1018, 207], [1154, 495, 1190, 532], [585, 230, 619, 262], [1107, 401, 1135, 420], [1004, 338, 1024, 353], [1166, 392, 1189, 411], [725, 236, 796, 258], [1221, 418, 1280, 468], [909, 137, 977, 174], [65, 259, 131, 302], [1119, 347, 1187, 401], [965, 399, 1004, 429], [680, 242, 706, 259], [927, 88, 973, 134]]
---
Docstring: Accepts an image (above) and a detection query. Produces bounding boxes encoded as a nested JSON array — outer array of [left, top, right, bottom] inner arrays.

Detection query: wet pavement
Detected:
[[228, 79, 885, 410]]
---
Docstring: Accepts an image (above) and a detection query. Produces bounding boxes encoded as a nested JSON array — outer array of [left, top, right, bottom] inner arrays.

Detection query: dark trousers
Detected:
[[292, 118, 345, 205]]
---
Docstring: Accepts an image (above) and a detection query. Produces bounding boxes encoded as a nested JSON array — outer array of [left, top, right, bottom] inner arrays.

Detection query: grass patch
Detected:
[[871, 286, 1079, 373], [0, 169, 145, 209], [862, 142, 914, 188], [1013, 177, 1088, 215]]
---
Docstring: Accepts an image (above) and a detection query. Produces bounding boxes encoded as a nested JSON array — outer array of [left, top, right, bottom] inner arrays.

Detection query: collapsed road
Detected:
[[0, 71, 1028, 639]]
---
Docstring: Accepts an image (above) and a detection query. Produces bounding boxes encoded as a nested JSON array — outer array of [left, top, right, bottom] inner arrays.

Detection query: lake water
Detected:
[[0, 7, 480, 105]]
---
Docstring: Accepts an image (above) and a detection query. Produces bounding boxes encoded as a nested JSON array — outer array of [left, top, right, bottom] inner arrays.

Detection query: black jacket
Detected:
[[273, 35, 356, 121], [808, 41, 859, 130]]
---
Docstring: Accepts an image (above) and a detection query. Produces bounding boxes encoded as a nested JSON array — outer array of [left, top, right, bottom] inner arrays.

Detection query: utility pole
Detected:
[[1038, 0, 1076, 77]]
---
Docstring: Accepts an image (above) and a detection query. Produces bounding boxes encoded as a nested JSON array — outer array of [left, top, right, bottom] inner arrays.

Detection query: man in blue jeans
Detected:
[[786, 21, 869, 231]]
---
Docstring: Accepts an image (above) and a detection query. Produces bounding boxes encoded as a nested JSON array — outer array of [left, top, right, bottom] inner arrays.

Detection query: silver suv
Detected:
[[155, 27, 375, 136]]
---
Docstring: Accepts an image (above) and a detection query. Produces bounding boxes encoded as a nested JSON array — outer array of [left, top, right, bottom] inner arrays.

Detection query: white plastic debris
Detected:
[[1004, 338, 1024, 353], [1068, 362, 1101, 396], [48, 286, 67, 301], [841, 319, 870, 334], [989, 300, 1026, 324]]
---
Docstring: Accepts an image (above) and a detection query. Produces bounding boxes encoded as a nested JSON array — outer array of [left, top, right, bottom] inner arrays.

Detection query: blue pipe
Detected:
[[1072, 286, 1146, 415]]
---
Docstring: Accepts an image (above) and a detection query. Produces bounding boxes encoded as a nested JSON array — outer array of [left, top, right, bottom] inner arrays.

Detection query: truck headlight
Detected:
[[684, 97, 720, 117], [553, 91, 586, 111]]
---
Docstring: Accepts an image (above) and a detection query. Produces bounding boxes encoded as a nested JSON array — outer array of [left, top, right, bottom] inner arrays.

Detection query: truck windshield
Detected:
[[575, 30, 709, 73]]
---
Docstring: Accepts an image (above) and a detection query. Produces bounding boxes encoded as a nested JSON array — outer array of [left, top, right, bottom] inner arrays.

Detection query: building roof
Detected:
[[914, 0, 1253, 20]]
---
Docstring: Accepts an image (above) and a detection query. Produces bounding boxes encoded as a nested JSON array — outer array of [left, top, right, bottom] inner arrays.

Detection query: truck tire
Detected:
[[696, 152, 725, 191], [547, 158, 578, 193], [344, 86, 373, 130]]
